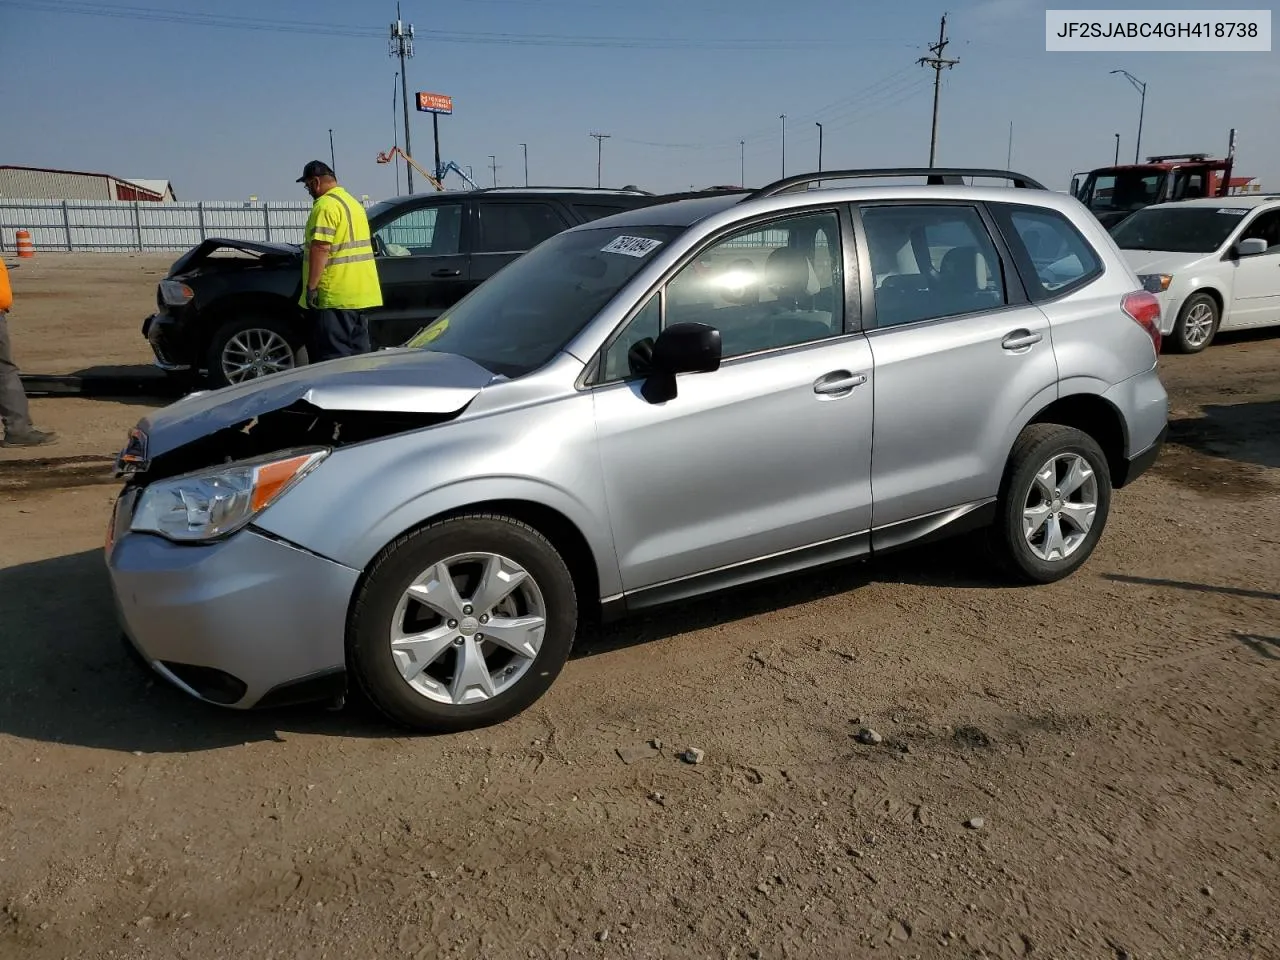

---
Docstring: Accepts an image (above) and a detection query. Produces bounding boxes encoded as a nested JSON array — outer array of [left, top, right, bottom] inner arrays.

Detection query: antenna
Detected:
[[389, 4, 415, 193]]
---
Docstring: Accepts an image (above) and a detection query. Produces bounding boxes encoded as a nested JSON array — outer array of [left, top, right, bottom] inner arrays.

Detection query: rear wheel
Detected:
[[205, 314, 306, 387], [988, 424, 1112, 584], [348, 514, 579, 733], [1169, 292, 1219, 354]]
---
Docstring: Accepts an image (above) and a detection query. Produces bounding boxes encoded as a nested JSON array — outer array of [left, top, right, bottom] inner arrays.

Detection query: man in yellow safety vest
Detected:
[[296, 160, 383, 362]]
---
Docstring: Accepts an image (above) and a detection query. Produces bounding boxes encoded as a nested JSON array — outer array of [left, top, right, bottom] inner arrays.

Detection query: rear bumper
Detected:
[[1114, 424, 1166, 487]]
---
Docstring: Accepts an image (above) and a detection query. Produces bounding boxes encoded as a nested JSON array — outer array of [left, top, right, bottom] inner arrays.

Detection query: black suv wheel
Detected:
[[205, 315, 307, 387]]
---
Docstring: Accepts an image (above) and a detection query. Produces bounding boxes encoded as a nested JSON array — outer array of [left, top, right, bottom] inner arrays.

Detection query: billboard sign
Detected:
[[416, 92, 453, 115]]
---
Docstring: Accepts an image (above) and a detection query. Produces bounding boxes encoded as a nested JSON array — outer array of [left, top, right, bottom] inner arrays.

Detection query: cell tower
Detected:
[[390, 5, 415, 193]]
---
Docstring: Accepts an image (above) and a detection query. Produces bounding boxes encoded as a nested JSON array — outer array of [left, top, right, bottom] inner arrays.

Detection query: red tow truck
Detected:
[[1071, 129, 1244, 230]]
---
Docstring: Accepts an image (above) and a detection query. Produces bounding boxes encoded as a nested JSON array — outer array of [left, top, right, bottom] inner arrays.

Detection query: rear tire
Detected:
[[987, 424, 1112, 584], [1169, 292, 1219, 354], [204, 314, 306, 388], [348, 514, 579, 733]]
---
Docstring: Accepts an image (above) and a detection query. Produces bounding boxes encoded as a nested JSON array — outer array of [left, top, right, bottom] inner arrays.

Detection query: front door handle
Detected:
[[1002, 330, 1043, 350], [813, 370, 867, 396], [431, 268, 462, 278]]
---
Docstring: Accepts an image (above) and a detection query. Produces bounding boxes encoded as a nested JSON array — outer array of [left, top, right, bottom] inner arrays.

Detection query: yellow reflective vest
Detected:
[[300, 185, 383, 310]]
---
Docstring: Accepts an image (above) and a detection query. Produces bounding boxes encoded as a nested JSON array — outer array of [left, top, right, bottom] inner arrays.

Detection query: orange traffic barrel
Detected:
[[15, 230, 34, 258]]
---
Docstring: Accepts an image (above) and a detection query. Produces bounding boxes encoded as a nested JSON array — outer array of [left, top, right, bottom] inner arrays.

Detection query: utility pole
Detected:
[[1005, 121, 1012, 168], [392, 72, 401, 194], [389, 4, 415, 193], [489, 155, 498, 187], [520, 143, 528, 186], [779, 114, 786, 177], [590, 132, 610, 188], [1114, 133, 1120, 164], [328, 128, 336, 173], [917, 12, 959, 166], [816, 122, 823, 173], [1110, 69, 1146, 163], [740, 139, 745, 187]]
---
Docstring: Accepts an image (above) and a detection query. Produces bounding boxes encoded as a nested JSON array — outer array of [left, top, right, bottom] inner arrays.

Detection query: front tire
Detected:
[[1169, 292, 1219, 354], [988, 424, 1112, 584], [348, 514, 579, 733], [204, 314, 306, 388]]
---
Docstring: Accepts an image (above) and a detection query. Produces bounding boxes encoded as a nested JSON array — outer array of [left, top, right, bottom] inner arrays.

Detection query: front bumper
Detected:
[[106, 507, 360, 710], [143, 311, 194, 372]]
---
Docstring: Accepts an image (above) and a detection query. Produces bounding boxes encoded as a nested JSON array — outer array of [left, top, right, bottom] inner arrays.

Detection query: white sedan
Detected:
[[1110, 195, 1280, 353]]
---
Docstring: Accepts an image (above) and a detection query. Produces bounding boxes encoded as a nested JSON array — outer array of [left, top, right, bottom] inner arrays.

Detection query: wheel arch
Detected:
[[201, 291, 305, 338], [345, 496, 609, 634], [1026, 391, 1128, 485]]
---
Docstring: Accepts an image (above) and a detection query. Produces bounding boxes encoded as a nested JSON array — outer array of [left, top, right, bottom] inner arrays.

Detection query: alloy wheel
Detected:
[[1021, 453, 1098, 562], [389, 552, 547, 705], [221, 328, 295, 382], [1183, 301, 1215, 349]]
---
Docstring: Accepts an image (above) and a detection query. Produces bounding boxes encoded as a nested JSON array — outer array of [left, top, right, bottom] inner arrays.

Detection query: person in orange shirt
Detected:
[[0, 257, 56, 447]]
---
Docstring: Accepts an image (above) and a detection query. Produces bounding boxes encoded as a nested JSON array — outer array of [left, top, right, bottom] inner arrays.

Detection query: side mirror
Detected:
[[1069, 176, 1081, 199], [1235, 237, 1267, 257], [640, 321, 722, 403]]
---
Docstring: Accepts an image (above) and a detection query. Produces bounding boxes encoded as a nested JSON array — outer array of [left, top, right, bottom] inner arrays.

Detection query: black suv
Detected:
[[143, 187, 693, 386]]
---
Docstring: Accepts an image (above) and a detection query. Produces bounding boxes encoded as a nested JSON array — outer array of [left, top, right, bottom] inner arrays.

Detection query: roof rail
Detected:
[[468, 185, 653, 196], [745, 168, 1047, 201]]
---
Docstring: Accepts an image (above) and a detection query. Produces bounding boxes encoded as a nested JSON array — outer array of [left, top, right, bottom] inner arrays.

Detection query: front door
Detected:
[[1227, 208, 1280, 329], [590, 209, 875, 603], [369, 199, 469, 348], [854, 201, 1061, 536]]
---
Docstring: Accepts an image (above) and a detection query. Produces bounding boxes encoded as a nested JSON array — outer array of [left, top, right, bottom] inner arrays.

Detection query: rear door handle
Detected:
[[431, 268, 462, 278], [1002, 330, 1043, 350], [813, 370, 867, 396]]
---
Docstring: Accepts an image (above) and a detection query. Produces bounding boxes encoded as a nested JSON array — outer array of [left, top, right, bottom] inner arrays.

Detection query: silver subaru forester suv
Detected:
[[106, 168, 1168, 732]]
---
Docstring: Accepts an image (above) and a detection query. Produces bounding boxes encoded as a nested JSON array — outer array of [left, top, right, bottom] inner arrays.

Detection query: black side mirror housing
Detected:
[[641, 322, 722, 403]]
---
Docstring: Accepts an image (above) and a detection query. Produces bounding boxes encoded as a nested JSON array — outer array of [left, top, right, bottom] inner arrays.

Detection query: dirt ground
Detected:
[[0, 254, 1277, 960]]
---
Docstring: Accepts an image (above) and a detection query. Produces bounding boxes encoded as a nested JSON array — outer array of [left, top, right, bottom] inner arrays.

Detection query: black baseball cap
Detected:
[[296, 160, 335, 182]]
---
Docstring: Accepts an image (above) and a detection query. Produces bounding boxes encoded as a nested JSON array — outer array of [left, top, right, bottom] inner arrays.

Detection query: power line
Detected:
[[917, 12, 959, 166], [4, 0, 854, 49]]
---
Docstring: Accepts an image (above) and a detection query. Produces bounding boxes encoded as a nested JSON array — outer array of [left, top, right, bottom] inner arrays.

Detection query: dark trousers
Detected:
[[0, 311, 34, 437], [307, 308, 372, 363]]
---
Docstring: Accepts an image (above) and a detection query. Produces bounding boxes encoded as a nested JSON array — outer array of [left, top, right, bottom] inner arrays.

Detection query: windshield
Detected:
[[1081, 169, 1165, 213], [1111, 206, 1250, 253], [405, 224, 683, 377]]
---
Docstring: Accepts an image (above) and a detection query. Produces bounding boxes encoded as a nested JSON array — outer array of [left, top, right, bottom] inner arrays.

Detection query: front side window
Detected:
[[374, 203, 463, 257], [861, 204, 1006, 327], [660, 211, 844, 360], [1240, 209, 1280, 252], [405, 224, 681, 378]]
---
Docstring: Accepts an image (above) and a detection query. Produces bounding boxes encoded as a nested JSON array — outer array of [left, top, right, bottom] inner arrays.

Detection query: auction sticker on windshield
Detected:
[[1217, 208, 1249, 216], [601, 236, 664, 257]]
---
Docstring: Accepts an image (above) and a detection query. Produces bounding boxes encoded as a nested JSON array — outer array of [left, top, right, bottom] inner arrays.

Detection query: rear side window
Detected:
[[572, 203, 631, 222], [475, 202, 569, 253], [990, 204, 1103, 300], [859, 204, 1007, 328]]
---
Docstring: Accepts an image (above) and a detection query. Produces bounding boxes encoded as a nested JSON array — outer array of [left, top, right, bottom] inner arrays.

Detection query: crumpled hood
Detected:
[[134, 349, 497, 459], [1120, 249, 1204, 276]]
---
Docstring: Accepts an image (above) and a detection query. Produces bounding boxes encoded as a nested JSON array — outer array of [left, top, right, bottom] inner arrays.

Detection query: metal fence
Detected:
[[0, 200, 320, 253]]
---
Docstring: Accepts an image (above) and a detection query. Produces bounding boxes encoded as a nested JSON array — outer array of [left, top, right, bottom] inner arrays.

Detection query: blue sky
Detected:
[[1, 0, 1275, 200]]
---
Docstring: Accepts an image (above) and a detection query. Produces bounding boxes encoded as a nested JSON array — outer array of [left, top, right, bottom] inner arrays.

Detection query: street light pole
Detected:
[[519, 143, 528, 186], [1114, 133, 1120, 164], [780, 114, 786, 177], [816, 122, 823, 172], [1110, 69, 1147, 164], [740, 139, 745, 187]]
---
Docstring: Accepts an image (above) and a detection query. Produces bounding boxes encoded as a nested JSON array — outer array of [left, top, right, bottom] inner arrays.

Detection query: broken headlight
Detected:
[[130, 448, 329, 542]]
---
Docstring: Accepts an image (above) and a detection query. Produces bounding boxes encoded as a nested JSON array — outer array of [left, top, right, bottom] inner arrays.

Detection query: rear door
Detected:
[[369, 198, 469, 347], [853, 200, 1061, 540], [467, 200, 573, 287]]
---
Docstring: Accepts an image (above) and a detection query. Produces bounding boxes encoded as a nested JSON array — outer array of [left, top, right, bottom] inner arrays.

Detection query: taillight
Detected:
[[1122, 290, 1162, 354]]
